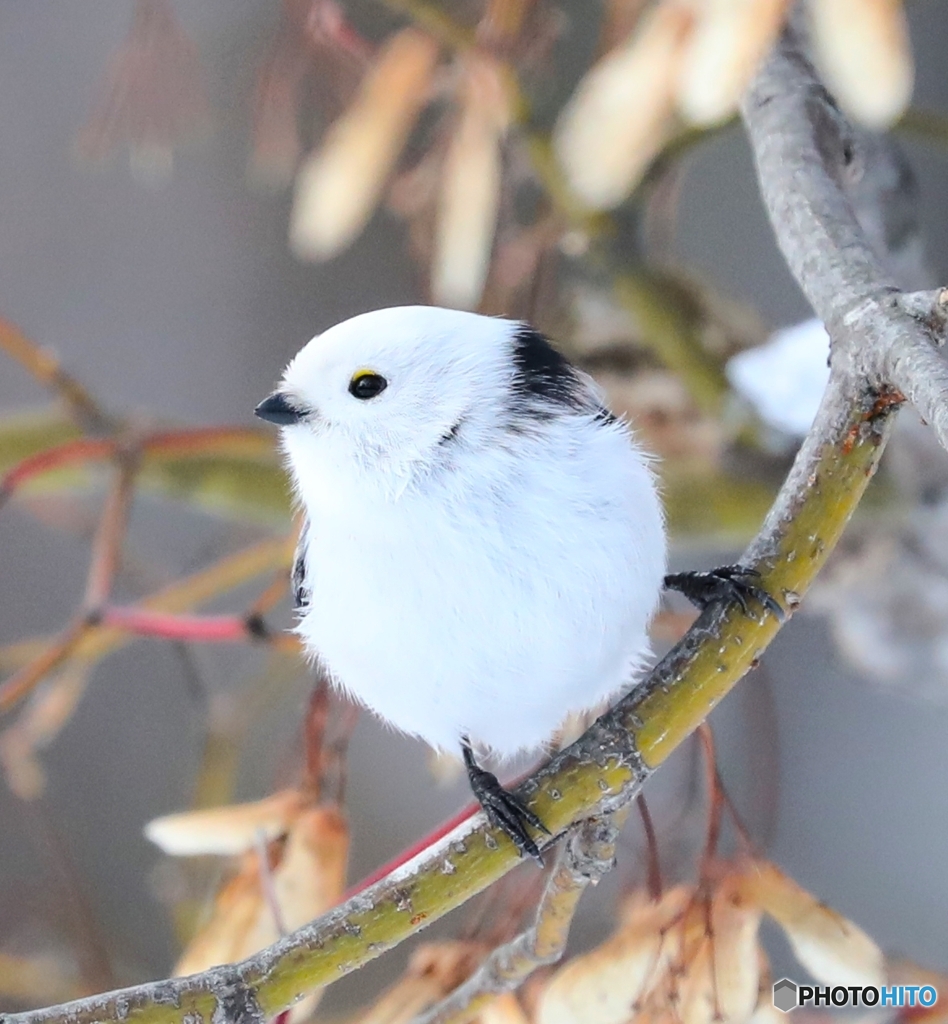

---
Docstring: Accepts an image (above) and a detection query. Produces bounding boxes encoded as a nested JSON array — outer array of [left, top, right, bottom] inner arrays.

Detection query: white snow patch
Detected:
[[727, 318, 830, 436]]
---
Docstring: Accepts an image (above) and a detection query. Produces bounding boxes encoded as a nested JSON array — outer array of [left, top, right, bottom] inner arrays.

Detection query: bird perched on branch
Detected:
[[256, 306, 779, 861]]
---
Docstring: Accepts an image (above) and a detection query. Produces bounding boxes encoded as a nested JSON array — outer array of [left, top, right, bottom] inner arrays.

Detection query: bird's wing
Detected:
[[292, 521, 311, 612]]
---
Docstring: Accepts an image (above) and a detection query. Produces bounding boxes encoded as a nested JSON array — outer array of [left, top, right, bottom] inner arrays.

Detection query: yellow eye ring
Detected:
[[348, 370, 388, 400]]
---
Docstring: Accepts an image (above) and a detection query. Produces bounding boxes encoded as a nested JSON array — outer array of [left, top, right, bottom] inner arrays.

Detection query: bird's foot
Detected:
[[461, 739, 550, 866], [663, 565, 785, 622]]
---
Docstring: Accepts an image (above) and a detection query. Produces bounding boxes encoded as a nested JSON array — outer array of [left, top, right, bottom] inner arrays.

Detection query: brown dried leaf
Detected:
[[175, 805, 348, 1020], [553, 2, 693, 210], [353, 941, 486, 1024], [0, 663, 93, 800], [478, 993, 531, 1024], [809, 0, 913, 129], [747, 997, 788, 1024], [431, 55, 511, 310], [0, 951, 81, 1006], [677, 0, 790, 125], [677, 875, 762, 1024], [746, 947, 785, 1024], [145, 789, 306, 857], [598, 0, 650, 55], [174, 848, 270, 976], [749, 860, 884, 987], [246, 804, 349, 938], [537, 886, 692, 1024], [290, 28, 440, 259], [710, 876, 763, 1021], [76, 0, 210, 182], [249, 32, 310, 189]]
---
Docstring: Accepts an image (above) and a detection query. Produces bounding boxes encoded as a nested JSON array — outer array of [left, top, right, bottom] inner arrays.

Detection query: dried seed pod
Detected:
[[173, 848, 274, 976], [0, 951, 81, 1006], [750, 860, 884, 987], [0, 662, 93, 800], [747, 948, 785, 1024], [144, 788, 305, 856], [353, 941, 485, 1024], [677, 875, 762, 1024], [175, 805, 349, 1021], [598, 0, 651, 55], [479, 993, 531, 1024], [676, 0, 790, 125], [537, 886, 692, 1024], [76, 0, 210, 182], [290, 28, 440, 259], [431, 56, 511, 309], [748, 997, 790, 1024], [809, 0, 913, 129], [553, 2, 693, 210], [249, 35, 309, 189], [478, 0, 532, 52], [242, 804, 349, 943]]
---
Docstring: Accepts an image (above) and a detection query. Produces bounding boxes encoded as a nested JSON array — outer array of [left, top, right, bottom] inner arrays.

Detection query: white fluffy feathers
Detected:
[[264, 306, 667, 757]]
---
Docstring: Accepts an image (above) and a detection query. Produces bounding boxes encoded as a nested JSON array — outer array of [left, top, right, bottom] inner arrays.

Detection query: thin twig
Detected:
[[18, 800, 117, 994], [0, 538, 295, 715], [0, 426, 277, 510], [414, 815, 623, 1024], [0, 620, 92, 712], [322, 700, 360, 806], [246, 571, 293, 622], [82, 454, 138, 611], [378, 0, 476, 52], [255, 832, 289, 939], [0, 438, 116, 509], [96, 608, 279, 645], [302, 680, 331, 797], [0, 318, 115, 435], [0, 457, 138, 711], [696, 725, 723, 868], [636, 794, 662, 901]]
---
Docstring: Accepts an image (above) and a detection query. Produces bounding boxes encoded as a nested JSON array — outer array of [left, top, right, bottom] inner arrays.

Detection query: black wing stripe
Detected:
[[292, 526, 310, 612]]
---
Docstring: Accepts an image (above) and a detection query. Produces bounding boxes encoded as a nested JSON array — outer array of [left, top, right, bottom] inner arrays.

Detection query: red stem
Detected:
[[341, 757, 544, 898], [100, 607, 254, 643], [343, 801, 480, 899], [0, 426, 270, 507], [0, 438, 116, 502]]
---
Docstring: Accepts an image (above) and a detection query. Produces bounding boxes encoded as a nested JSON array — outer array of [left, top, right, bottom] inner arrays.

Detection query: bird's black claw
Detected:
[[462, 740, 550, 866], [663, 565, 785, 623]]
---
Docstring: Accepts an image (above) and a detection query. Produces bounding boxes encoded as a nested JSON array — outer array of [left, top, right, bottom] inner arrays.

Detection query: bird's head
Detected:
[[256, 305, 563, 488]]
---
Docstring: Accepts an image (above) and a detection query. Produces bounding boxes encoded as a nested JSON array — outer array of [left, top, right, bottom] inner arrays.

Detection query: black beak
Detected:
[[254, 392, 305, 425]]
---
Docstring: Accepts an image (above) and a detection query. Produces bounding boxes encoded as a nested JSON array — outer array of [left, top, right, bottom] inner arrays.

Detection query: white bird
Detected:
[[256, 306, 779, 860]]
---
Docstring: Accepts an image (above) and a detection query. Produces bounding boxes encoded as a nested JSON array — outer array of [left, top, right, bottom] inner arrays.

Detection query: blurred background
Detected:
[[1, 0, 947, 1016]]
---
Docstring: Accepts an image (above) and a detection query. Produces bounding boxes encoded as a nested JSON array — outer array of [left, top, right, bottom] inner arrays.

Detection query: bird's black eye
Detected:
[[348, 371, 388, 400]]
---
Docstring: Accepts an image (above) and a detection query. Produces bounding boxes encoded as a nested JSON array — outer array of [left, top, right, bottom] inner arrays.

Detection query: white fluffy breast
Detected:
[[287, 410, 666, 757]]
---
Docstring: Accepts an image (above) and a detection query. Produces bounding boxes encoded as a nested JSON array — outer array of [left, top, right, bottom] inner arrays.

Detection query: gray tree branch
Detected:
[[414, 814, 623, 1024], [741, 20, 948, 451]]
